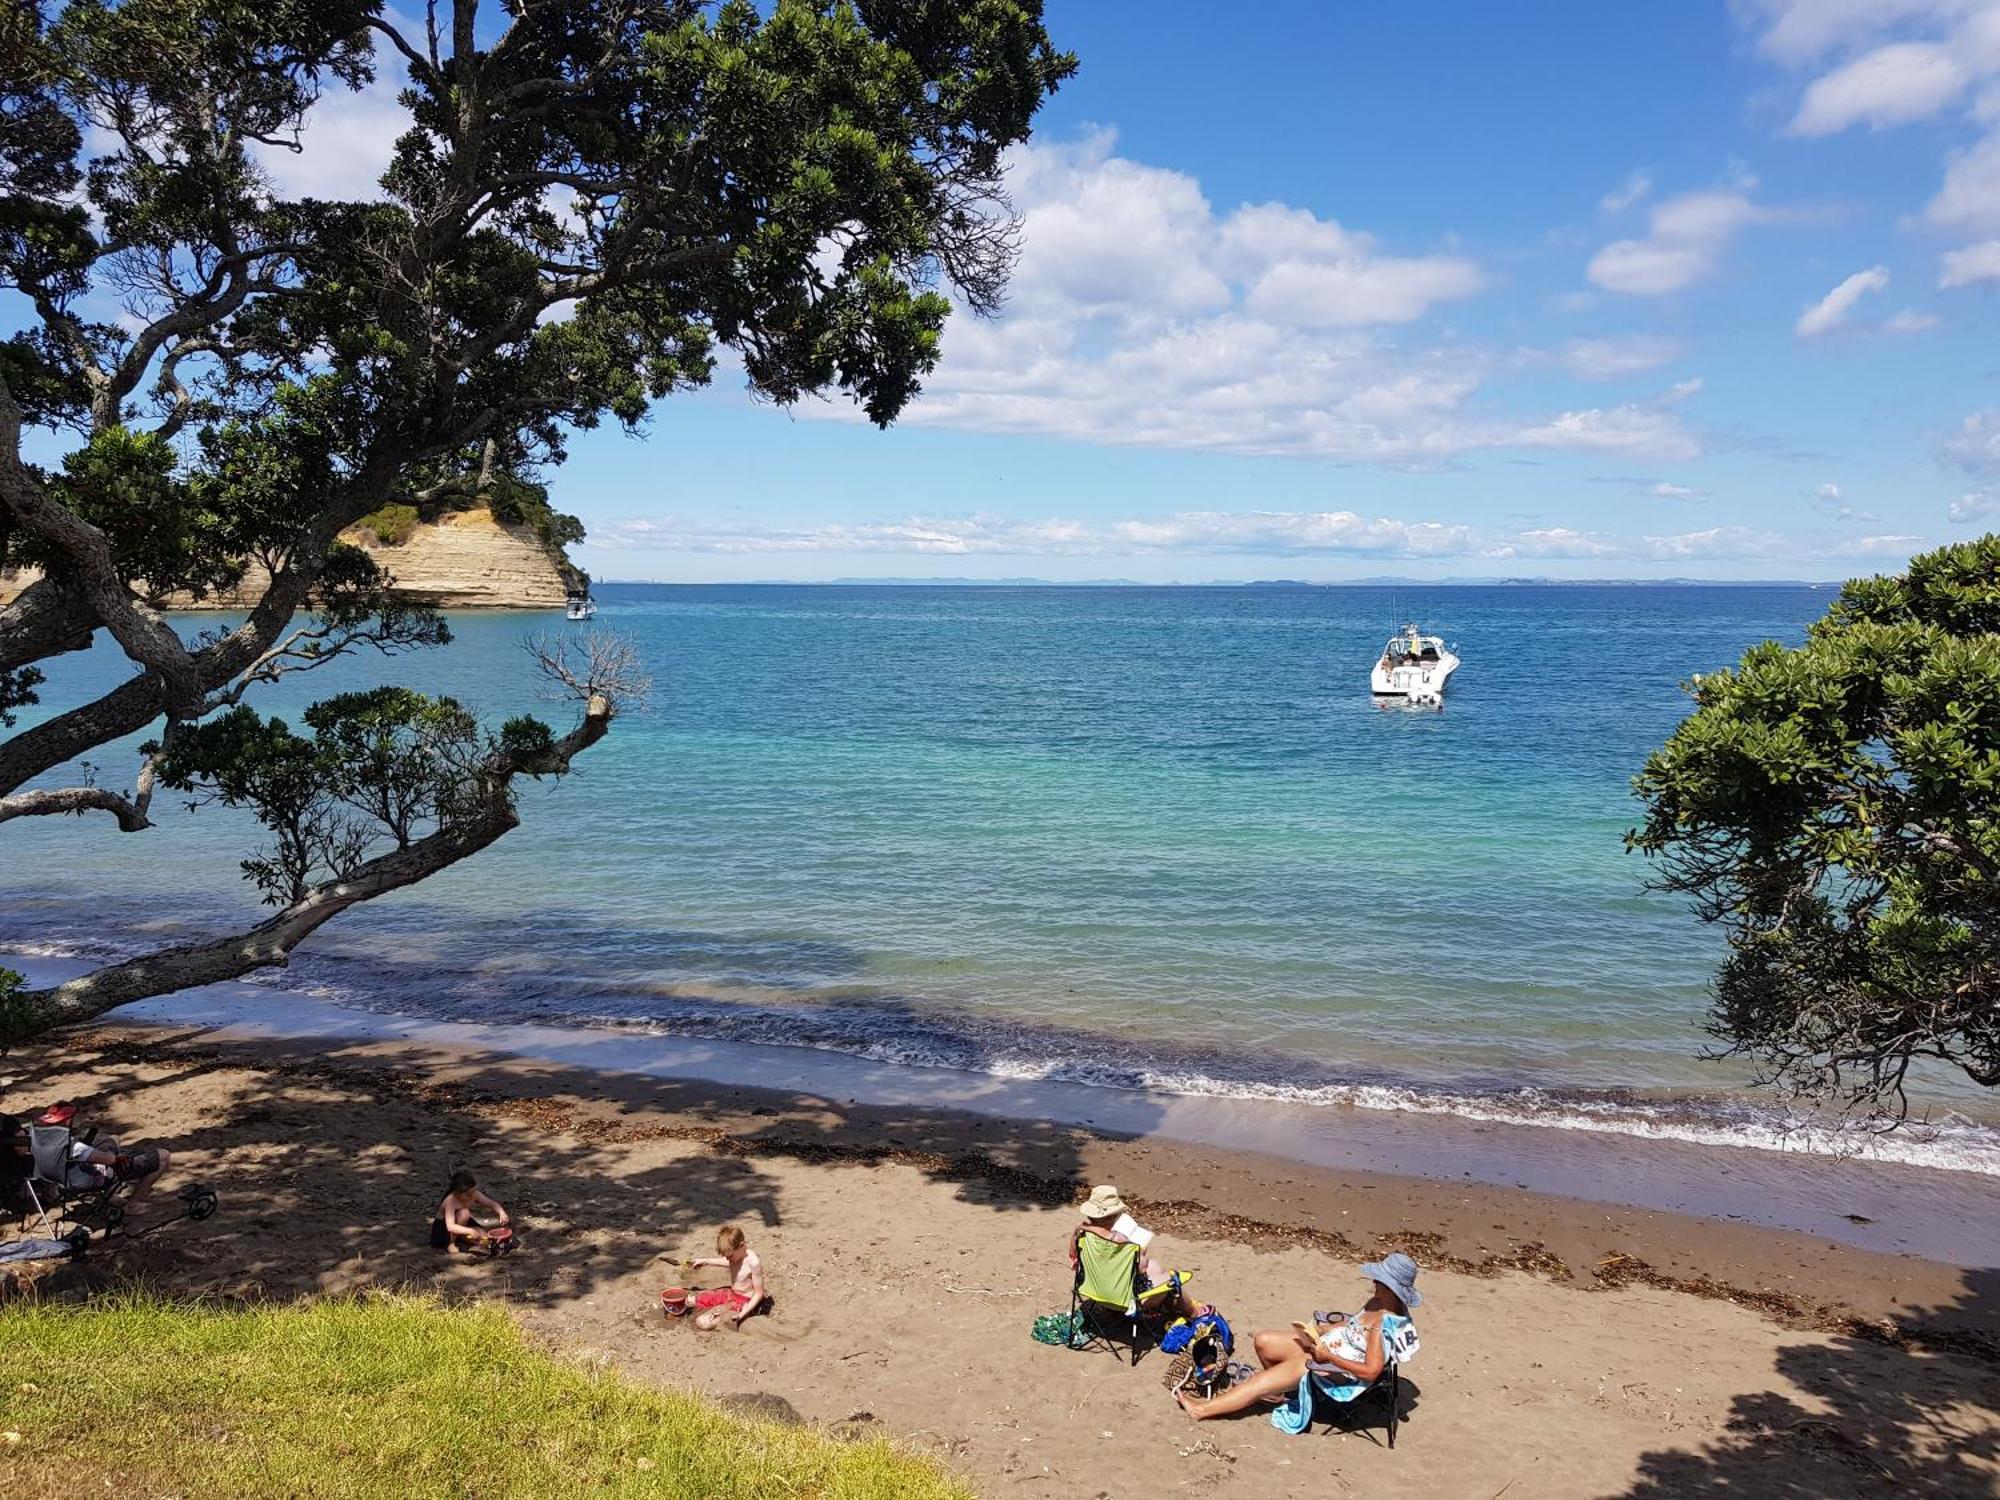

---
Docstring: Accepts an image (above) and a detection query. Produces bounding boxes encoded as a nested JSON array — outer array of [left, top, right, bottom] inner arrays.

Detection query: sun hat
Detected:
[[1078, 1184, 1128, 1219], [1359, 1251, 1422, 1309]]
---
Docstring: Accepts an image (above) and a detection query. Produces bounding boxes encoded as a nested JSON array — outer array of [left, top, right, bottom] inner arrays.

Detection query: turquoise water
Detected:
[[6, 583, 1996, 1163]]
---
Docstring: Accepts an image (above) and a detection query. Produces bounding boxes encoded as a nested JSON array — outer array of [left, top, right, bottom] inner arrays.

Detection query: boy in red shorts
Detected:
[[666, 1225, 766, 1330]]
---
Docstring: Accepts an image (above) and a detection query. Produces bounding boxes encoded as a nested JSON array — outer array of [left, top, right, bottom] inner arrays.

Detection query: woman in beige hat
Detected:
[[1067, 1183, 1201, 1319]]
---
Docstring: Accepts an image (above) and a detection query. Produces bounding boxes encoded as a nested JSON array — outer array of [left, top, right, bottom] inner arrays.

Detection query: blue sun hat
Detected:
[[1360, 1251, 1422, 1309]]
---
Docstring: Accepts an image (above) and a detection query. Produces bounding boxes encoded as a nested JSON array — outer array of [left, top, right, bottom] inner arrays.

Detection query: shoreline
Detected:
[[8, 953, 2000, 1269], [7, 1010, 1997, 1496]]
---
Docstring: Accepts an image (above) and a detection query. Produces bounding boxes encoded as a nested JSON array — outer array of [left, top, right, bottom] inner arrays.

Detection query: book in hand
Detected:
[[1110, 1212, 1155, 1250]]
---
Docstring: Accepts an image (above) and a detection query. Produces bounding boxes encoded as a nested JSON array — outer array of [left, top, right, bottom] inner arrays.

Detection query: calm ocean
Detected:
[[6, 583, 1997, 1171]]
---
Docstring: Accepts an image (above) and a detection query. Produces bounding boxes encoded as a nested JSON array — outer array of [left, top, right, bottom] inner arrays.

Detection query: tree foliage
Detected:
[[0, 0, 1073, 1034], [1630, 536, 2000, 1115]]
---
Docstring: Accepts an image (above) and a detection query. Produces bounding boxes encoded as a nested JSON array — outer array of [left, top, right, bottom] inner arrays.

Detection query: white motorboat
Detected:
[[1370, 622, 1458, 705], [565, 591, 597, 621]]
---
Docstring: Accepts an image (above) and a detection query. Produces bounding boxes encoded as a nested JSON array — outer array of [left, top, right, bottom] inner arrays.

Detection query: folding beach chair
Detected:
[[1067, 1231, 1185, 1366], [4, 1103, 215, 1240], [1285, 1313, 1419, 1448], [1307, 1358, 1404, 1448]]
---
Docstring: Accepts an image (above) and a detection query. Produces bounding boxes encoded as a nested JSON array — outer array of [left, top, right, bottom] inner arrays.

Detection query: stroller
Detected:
[[3, 1101, 216, 1240]]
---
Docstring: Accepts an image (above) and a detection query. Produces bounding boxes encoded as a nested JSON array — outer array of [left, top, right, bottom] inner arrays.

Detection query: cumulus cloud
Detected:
[[1941, 406, 2000, 471], [1651, 481, 1704, 499], [797, 132, 1702, 465], [1587, 186, 1777, 296], [1948, 490, 1998, 521], [1941, 238, 2000, 284], [1795, 265, 1891, 336], [1741, 6, 2000, 274], [1787, 41, 1968, 134], [1928, 131, 2000, 232]]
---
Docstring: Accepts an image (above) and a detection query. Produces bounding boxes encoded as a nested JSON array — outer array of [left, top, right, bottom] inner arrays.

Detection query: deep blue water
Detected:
[[5, 583, 1995, 1163]]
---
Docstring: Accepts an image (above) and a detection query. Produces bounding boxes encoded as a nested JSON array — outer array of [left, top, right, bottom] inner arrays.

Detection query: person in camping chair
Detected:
[[1068, 1183, 1202, 1320], [1173, 1253, 1421, 1422], [65, 1136, 171, 1200]]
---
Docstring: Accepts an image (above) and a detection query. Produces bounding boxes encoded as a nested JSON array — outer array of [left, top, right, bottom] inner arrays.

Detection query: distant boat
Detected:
[[565, 590, 597, 621], [1371, 623, 1458, 706]]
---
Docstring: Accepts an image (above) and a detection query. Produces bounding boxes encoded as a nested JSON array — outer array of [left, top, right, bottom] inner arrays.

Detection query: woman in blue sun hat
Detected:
[[1173, 1252, 1421, 1422]]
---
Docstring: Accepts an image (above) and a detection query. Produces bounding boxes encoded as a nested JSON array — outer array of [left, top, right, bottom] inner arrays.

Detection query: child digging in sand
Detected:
[[665, 1226, 766, 1330], [430, 1170, 513, 1255]]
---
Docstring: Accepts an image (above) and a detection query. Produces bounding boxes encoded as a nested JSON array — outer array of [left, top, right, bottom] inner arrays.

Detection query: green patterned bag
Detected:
[[1031, 1311, 1082, 1346]]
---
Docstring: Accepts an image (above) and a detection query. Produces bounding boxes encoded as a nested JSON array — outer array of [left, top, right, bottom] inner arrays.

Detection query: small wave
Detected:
[[9, 924, 1999, 1178]]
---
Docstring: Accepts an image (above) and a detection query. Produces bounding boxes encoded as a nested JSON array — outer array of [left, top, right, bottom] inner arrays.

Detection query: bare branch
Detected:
[[0, 785, 150, 832]]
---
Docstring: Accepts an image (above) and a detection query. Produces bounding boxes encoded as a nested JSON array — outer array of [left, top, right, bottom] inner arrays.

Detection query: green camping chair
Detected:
[[1068, 1231, 1185, 1365]]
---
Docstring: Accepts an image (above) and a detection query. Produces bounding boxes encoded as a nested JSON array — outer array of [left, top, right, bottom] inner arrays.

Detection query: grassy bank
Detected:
[[0, 1292, 970, 1499]]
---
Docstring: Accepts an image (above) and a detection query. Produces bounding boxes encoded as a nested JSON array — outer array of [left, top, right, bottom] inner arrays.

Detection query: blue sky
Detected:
[[27, 1, 2000, 581], [572, 1, 2000, 581]]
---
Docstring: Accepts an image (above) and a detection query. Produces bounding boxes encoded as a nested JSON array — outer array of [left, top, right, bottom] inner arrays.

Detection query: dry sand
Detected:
[[4, 1023, 1997, 1499]]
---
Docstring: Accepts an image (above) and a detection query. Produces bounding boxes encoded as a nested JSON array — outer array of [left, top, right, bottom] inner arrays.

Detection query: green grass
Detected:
[[0, 1293, 971, 1499]]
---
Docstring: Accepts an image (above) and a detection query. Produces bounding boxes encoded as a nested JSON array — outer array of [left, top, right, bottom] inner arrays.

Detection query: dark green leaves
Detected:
[[155, 688, 551, 904], [1632, 537, 2000, 1111]]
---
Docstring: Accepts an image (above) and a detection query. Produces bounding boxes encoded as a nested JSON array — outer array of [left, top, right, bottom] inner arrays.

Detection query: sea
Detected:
[[5, 582, 1999, 1182]]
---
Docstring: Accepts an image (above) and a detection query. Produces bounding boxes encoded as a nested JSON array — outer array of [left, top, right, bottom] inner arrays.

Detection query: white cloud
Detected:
[[1741, 5, 2000, 274], [1650, 481, 1704, 499], [1486, 525, 1796, 562], [1587, 187, 1775, 296], [1787, 42, 1968, 134], [595, 509, 1479, 558], [1948, 489, 1999, 521], [1795, 265, 1891, 337], [1811, 482, 1880, 522], [1941, 238, 2000, 284], [1242, 254, 1484, 329], [792, 133, 1705, 465], [251, 55, 407, 200], [1881, 307, 1942, 333], [1560, 334, 1684, 380], [593, 509, 1916, 566], [1942, 406, 2000, 471], [1927, 130, 2000, 233], [1745, 0, 1973, 66], [1600, 171, 1654, 214]]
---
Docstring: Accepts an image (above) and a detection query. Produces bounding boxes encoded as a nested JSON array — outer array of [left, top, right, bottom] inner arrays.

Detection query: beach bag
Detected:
[[1031, 1311, 1083, 1346], [1161, 1308, 1235, 1387]]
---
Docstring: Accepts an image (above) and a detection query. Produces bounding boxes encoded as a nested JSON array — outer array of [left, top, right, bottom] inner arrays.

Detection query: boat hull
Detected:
[[1370, 652, 1459, 701]]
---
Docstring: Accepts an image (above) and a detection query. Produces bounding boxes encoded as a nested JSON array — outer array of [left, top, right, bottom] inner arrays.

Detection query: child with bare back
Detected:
[[429, 1170, 513, 1255], [664, 1225, 766, 1330]]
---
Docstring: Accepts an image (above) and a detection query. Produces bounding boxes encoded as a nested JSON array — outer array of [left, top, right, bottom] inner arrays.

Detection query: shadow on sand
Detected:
[[1, 1022, 1152, 1309], [1614, 1268, 1999, 1498]]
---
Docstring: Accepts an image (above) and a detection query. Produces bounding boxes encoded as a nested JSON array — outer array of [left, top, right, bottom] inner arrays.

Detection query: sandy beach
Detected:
[[4, 1018, 1995, 1500]]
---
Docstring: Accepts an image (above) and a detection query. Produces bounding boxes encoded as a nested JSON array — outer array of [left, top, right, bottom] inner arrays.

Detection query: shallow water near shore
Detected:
[[4, 583, 1998, 1178], [9, 954, 1997, 1266]]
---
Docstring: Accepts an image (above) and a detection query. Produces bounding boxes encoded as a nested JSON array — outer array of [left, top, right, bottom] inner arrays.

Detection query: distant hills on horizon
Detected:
[[594, 574, 1839, 589]]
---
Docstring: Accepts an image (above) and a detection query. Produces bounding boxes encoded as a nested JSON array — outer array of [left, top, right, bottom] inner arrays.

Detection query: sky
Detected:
[[29, 1, 2000, 581]]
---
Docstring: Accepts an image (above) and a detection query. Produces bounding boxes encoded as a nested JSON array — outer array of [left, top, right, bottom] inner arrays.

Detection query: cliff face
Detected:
[[0, 507, 572, 611]]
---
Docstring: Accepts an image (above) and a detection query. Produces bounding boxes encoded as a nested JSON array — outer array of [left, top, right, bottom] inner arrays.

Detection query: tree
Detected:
[[1629, 536, 2000, 1117], [0, 0, 1075, 1037]]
